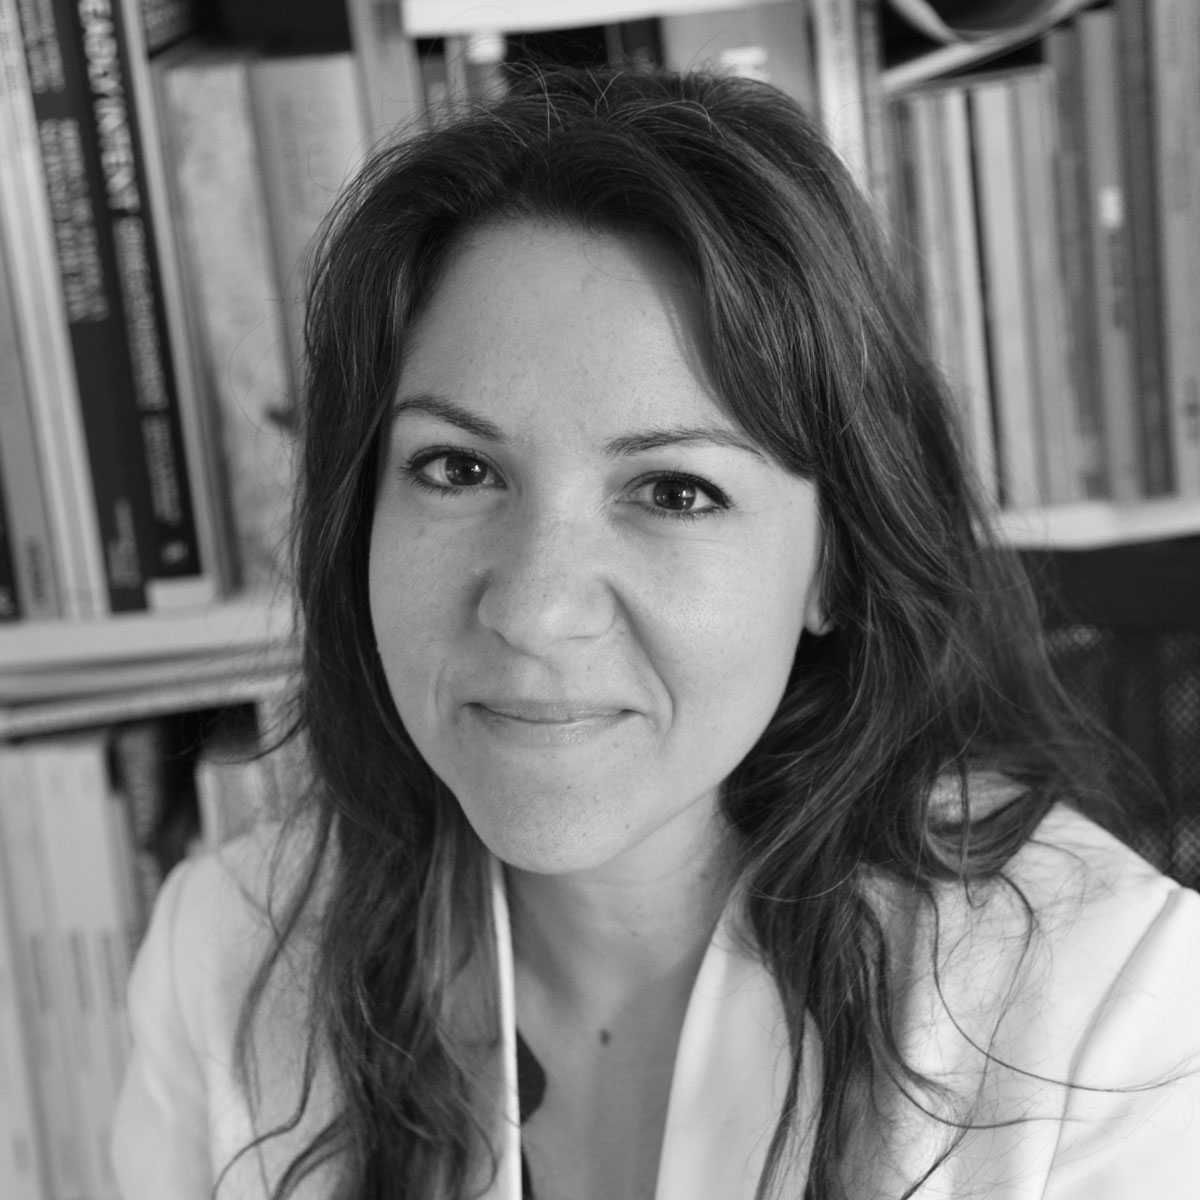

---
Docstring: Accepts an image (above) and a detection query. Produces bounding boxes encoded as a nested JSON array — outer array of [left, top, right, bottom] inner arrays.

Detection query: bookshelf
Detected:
[[0, 2, 1197, 1195]]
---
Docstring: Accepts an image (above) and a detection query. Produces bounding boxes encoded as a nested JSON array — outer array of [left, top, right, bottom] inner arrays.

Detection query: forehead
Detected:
[[396, 220, 728, 437]]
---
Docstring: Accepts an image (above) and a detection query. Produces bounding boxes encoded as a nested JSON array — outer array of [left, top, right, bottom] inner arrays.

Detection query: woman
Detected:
[[113, 68, 1200, 1199]]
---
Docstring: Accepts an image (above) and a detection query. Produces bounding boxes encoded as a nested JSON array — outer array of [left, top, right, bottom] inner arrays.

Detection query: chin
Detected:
[[451, 786, 638, 877]]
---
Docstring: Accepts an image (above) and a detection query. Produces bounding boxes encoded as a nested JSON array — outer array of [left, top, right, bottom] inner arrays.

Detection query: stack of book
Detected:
[[887, 0, 1200, 512], [0, 699, 295, 1198]]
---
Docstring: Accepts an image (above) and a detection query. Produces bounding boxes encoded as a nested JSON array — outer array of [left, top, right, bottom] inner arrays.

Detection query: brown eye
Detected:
[[652, 478, 698, 511], [442, 453, 490, 487]]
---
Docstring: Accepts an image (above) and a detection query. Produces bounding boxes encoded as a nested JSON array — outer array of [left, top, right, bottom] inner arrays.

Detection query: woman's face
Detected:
[[370, 221, 824, 880]]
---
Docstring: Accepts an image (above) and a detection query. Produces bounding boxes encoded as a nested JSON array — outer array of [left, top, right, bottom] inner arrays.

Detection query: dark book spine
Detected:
[[0, 458, 21, 620], [65, 0, 204, 583], [15, 0, 150, 610], [1047, 22, 1108, 499]]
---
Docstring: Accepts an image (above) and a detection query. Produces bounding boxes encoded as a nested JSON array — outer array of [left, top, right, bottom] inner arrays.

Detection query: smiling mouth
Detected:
[[464, 701, 633, 746], [471, 701, 628, 724]]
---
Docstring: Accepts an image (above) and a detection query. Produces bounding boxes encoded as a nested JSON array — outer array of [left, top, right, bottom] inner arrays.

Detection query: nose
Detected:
[[475, 509, 615, 655]]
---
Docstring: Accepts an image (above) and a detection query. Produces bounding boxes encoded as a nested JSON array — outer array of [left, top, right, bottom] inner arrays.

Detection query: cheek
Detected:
[[653, 549, 810, 741], [368, 514, 463, 705]]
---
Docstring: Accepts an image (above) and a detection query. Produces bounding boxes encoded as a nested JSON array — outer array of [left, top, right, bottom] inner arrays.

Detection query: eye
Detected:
[[403, 449, 504, 493], [628, 471, 729, 519]]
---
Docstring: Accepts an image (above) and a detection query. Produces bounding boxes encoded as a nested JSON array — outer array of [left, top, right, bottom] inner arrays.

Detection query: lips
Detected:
[[470, 700, 628, 724]]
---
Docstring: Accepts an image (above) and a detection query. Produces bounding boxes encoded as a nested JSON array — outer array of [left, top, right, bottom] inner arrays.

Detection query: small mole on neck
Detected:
[[599, 1029, 612, 1046]]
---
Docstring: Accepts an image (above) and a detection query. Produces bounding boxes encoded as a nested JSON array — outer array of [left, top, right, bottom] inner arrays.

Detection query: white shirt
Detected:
[[112, 806, 1200, 1199]]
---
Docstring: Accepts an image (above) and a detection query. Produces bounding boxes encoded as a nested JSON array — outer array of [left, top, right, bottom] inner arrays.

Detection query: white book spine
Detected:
[[0, 745, 86, 1200], [1014, 69, 1081, 506], [937, 85, 997, 503], [1152, 0, 1200, 494], [969, 78, 1043, 510], [809, 0, 871, 194], [29, 735, 134, 1200], [0, 814, 50, 1200]]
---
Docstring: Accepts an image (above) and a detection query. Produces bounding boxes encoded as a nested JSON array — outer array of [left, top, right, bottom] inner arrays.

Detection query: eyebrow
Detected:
[[392, 393, 767, 461]]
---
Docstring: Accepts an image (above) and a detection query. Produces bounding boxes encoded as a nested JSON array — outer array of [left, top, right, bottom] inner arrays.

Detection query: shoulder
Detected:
[[866, 799, 1200, 1103], [852, 805, 1200, 1195], [131, 818, 324, 1052]]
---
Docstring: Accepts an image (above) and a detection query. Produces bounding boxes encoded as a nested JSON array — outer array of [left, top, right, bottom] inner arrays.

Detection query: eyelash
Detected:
[[399, 448, 732, 520]]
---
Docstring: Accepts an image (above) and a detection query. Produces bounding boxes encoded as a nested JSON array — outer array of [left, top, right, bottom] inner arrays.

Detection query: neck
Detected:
[[506, 813, 737, 1019]]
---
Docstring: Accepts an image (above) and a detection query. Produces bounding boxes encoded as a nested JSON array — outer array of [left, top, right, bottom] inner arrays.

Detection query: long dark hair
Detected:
[[237, 66, 1126, 1199]]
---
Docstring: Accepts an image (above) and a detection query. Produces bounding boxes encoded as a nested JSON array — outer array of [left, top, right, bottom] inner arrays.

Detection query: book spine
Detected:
[[0, 834, 50, 1200], [0, 227, 62, 618], [969, 77, 1043, 510], [0, 0, 107, 617], [30, 734, 133, 1200], [1118, 0, 1172, 497], [248, 51, 369, 409], [0, 462, 19, 619], [809, 0, 870, 194], [901, 92, 959, 407], [1013, 68, 1082, 506], [0, 745, 87, 1200], [156, 50, 295, 593], [110, 718, 168, 939], [64, 0, 209, 600], [343, 0, 426, 144], [15, 0, 152, 610], [937, 85, 997, 503], [1046, 21, 1108, 498], [1078, 9, 1141, 501], [1151, 0, 1200, 495]]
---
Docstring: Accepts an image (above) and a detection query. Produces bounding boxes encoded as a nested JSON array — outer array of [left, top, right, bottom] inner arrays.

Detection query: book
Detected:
[[935, 85, 996, 503], [0, 842, 49, 1200], [1117, 0, 1172, 497], [344, 0, 426, 144], [154, 44, 296, 594], [1151, 0, 1200, 495], [0, 223, 61, 618], [1077, 9, 1140, 501], [62, 0, 215, 607], [0, 762, 50, 1200], [0, 0, 109, 617], [116, 0, 239, 596], [28, 732, 137, 1200], [0, 465, 18, 620], [890, 82, 997, 502], [0, 743, 88, 1200], [658, 2, 815, 112], [891, 91, 957, 413], [110, 719, 170, 940], [968, 75, 1043, 510], [809, 0, 872, 194], [15, 0, 158, 611], [1045, 19, 1108, 499], [248, 50, 370, 405], [1012, 67, 1081, 506]]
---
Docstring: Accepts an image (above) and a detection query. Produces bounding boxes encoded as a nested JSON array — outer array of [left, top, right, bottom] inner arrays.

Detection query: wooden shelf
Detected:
[[0, 592, 293, 674], [993, 496, 1200, 550]]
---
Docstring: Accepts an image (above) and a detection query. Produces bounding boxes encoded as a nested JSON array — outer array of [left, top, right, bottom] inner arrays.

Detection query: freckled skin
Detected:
[[369, 220, 825, 887]]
